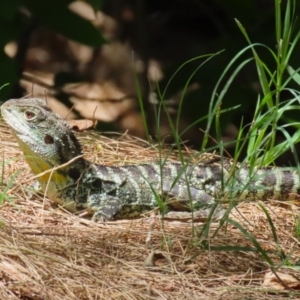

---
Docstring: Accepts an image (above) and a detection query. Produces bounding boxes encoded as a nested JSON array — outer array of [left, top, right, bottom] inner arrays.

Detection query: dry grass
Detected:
[[0, 120, 299, 299]]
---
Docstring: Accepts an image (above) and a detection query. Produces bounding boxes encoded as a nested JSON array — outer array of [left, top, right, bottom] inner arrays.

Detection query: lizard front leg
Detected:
[[88, 194, 125, 221]]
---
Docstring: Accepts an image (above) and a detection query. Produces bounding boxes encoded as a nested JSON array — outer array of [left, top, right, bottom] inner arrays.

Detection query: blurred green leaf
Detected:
[[287, 65, 300, 86], [0, 52, 17, 99], [0, 19, 21, 46], [87, 0, 104, 12], [54, 71, 81, 87], [23, 0, 106, 46], [0, 0, 21, 20]]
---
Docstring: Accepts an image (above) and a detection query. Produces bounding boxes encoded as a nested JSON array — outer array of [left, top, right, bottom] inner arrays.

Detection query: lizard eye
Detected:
[[24, 110, 36, 120]]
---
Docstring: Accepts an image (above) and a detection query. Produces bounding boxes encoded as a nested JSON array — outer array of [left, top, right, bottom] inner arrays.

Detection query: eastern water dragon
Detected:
[[1, 98, 300, 221]]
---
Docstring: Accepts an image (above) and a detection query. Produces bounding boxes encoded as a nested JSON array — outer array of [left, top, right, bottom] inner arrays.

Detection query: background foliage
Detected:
[[1, 0, 300, 162]]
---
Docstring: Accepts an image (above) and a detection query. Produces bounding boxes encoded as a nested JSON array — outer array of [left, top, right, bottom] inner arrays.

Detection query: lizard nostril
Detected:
[[44, 134, 54, 144]]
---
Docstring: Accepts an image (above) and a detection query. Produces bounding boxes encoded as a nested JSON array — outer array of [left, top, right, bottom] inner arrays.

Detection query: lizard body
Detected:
[[1, 98, 300, 221]]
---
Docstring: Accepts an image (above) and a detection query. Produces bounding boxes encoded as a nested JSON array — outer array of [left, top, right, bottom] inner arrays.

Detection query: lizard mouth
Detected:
[[1, 104, 35, 142], [2, 109, 25, 133]]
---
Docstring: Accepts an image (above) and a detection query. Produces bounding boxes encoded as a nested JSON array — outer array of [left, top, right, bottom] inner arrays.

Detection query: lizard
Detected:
[[1, 98, 300, 221]]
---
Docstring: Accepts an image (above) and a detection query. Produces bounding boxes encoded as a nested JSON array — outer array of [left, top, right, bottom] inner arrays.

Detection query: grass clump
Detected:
[[133, 0, 300, 281]]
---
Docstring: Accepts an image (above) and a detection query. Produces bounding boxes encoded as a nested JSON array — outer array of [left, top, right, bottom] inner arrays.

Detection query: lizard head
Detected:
[[1, 98, 83, 170]]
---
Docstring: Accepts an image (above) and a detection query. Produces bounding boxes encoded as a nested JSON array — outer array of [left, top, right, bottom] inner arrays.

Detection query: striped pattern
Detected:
[[2, 98, 300, 221]]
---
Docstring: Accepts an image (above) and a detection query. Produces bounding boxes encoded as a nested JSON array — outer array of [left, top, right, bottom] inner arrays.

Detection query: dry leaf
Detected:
[[263, 270, 300, 290], [67, 119, 96, 131]]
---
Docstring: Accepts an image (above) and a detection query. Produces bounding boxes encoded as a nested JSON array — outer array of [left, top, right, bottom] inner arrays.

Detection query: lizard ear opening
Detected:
[[44, 134, 54, 144], [68, 168, 81, 181]]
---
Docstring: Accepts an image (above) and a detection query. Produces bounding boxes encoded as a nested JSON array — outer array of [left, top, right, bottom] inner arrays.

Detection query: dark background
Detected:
[[1, 0, 300, 162]]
